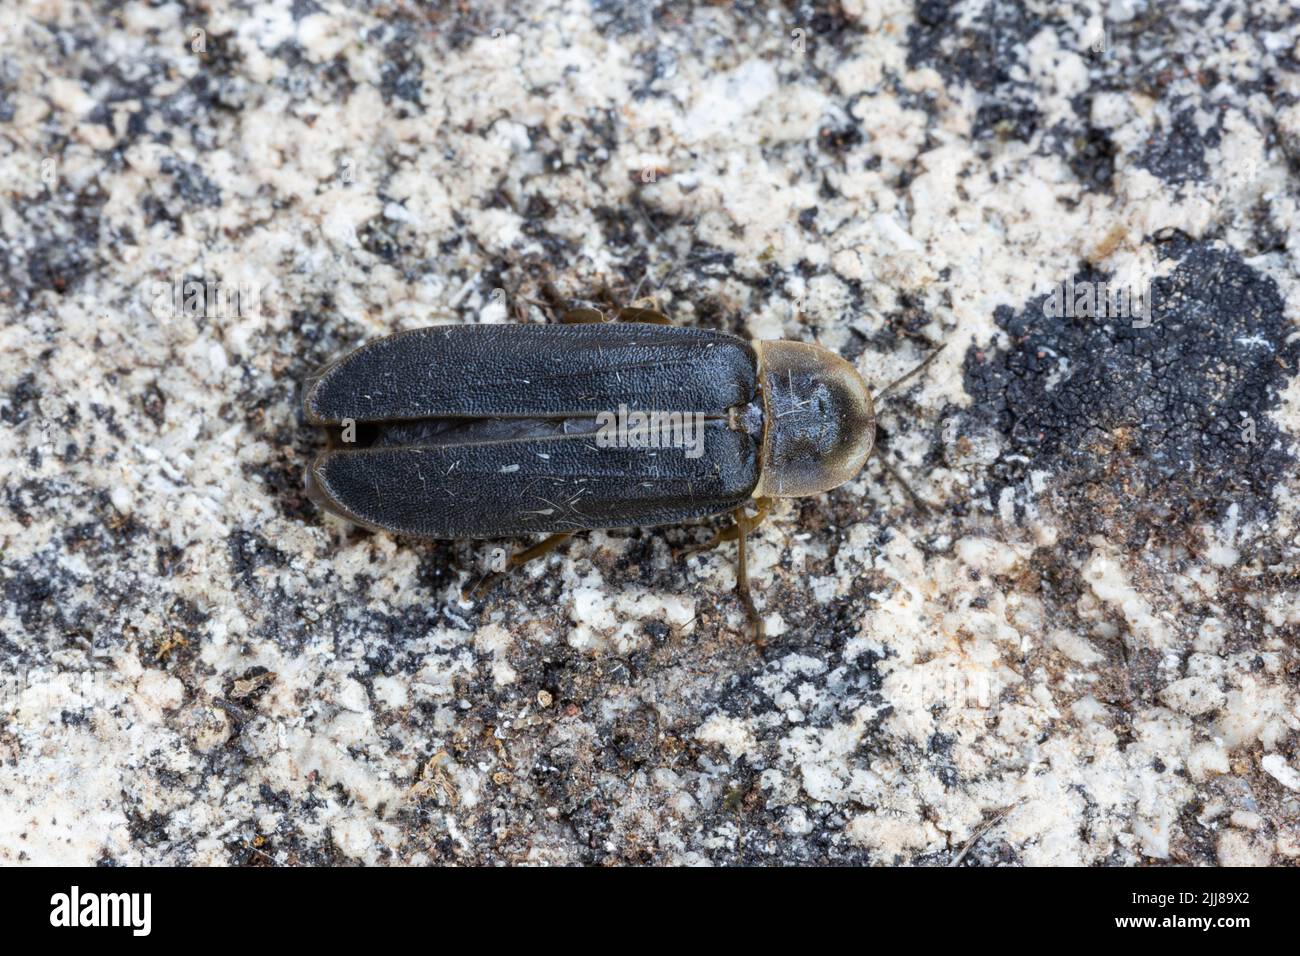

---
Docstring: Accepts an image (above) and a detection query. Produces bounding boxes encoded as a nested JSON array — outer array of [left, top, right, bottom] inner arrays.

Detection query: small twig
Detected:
[[949, 800, 1022, 867]]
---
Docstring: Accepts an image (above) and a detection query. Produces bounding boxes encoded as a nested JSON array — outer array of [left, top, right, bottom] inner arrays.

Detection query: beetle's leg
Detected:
[[732, 504, 766, 645], [676, 498, 769, 557], [677, 500, 769, 643], [676, 524, 737, 555], [614, 305, 672, 324], [468, 532, 575, 598], [557, 303, 671, 324], [551, 282, 671, 324], [533, 280, 603, 324], [557, 306, 610, 324], [538, 280, 568, 313], [507, 531, 575, 567], [617, 291, 671, 324]]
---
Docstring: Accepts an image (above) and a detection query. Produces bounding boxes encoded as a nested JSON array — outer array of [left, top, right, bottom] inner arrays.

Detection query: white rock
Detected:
[[136, 670, 184, 711], [1261, 754, 1300, 791]]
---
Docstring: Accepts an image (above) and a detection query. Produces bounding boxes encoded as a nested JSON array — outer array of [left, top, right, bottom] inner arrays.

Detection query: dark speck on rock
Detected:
[[160, 155, 223, 208], [380, 34, 424, 109], [1138, 106, 1220, 185]]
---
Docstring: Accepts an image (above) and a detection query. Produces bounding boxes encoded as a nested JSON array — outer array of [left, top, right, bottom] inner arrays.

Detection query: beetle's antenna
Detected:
[[875, 456, 937, 513], [868, 343, 946, 513], [873, 344, 946, 406]]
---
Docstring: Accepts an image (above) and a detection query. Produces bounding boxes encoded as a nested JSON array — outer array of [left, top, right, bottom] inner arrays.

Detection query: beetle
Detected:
[[302, 305, 941, 640]]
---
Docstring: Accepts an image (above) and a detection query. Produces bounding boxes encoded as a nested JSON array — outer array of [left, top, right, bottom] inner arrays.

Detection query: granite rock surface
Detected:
[[1, 0, 1298, 865]]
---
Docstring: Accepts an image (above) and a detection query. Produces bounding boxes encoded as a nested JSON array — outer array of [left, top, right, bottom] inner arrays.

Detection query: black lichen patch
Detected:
[[959, 235, 1297, 543], [1136, 105, 1219, 186]]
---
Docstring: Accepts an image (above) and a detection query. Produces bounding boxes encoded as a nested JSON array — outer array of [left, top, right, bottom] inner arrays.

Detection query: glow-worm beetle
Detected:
[[303, 307, 941, 639]]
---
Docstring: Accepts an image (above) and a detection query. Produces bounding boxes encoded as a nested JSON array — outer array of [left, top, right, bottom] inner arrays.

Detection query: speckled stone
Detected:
[[1, 0, 1298, 865]]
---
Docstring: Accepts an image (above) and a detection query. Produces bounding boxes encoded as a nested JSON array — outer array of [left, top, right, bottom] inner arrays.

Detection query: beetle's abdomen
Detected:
[[752, 341, 876, 497]]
